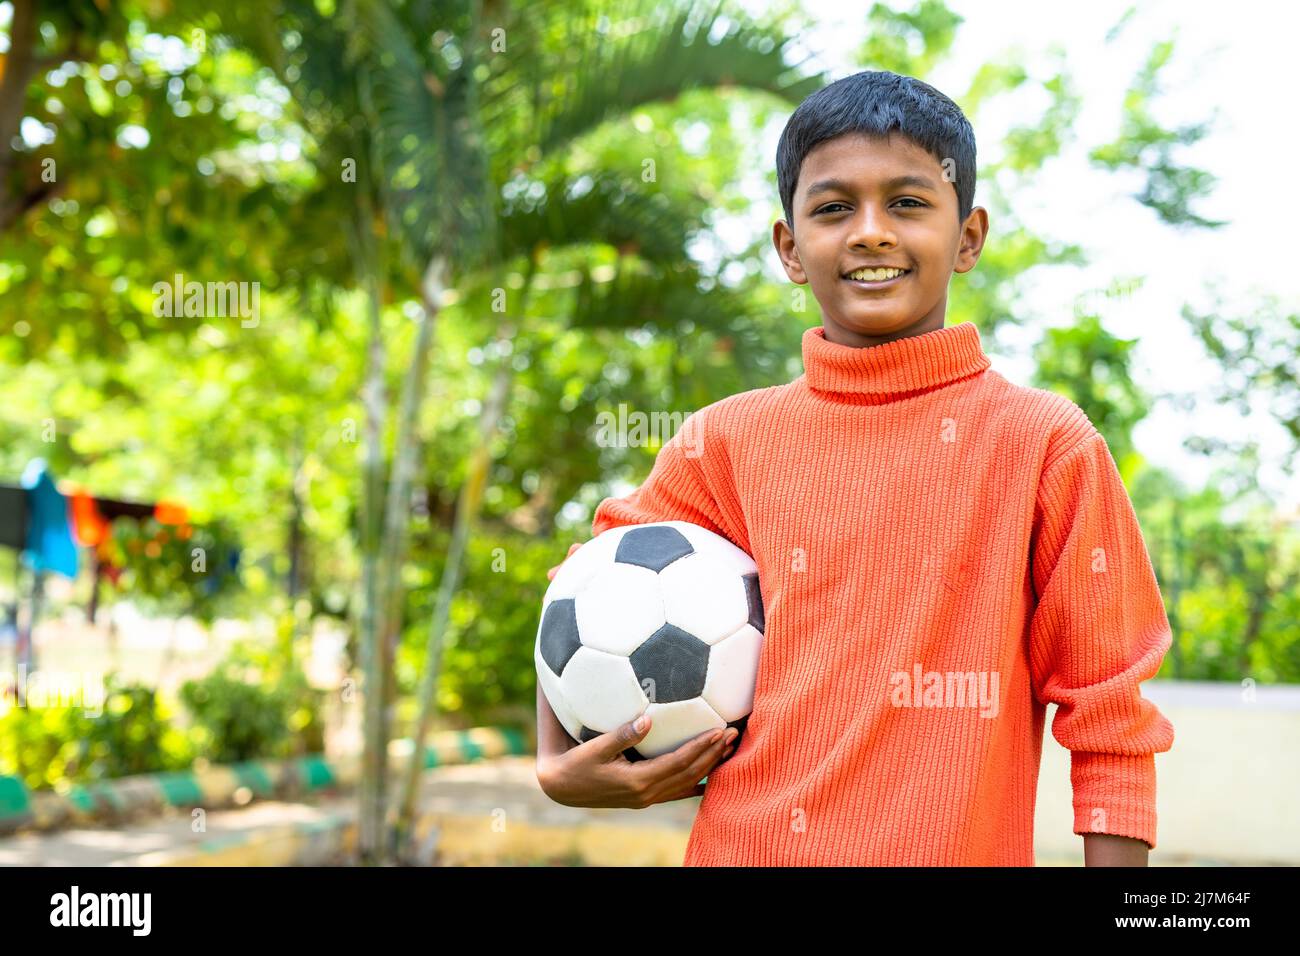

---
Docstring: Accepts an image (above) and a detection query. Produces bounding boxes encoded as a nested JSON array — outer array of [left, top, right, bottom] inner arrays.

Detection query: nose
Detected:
[[845, 202, 896, 249]]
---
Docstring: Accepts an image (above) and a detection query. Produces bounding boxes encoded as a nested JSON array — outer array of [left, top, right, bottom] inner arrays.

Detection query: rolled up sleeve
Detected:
[[1028, 429, 1176, 849]]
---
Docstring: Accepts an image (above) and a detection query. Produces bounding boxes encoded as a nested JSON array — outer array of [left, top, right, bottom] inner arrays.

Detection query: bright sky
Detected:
[[722, 0, 1300, 515]]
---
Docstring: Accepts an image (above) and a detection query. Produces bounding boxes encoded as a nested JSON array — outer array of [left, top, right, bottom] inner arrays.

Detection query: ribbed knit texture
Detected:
[[591, 321, 1176, 866]]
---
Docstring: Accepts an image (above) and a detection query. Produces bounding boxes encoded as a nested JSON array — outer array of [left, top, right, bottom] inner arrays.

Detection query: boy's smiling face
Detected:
[[774, 131, 989, 347]]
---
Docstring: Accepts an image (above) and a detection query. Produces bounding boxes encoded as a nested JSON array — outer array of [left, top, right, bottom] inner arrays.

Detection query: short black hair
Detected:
[[776, 70, 976, 231]]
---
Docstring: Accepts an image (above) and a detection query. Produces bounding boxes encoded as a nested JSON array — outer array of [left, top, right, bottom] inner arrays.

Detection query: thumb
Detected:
[[597, 712, 652, 758]]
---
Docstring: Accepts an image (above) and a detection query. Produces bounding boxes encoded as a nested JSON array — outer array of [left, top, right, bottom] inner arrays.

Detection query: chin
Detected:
[[838, 312, 913, 336]]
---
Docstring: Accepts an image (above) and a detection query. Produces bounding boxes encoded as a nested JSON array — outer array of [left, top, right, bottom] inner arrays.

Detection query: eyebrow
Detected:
[[803, 174, 939, 201]]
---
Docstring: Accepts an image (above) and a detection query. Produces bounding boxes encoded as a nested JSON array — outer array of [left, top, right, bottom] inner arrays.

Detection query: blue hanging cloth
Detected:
[[200, 546, 241, 595], [20, 459, 79, 579]]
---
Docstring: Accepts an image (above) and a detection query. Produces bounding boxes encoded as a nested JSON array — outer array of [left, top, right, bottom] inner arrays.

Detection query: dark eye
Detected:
[[816, 198, 925, 215]]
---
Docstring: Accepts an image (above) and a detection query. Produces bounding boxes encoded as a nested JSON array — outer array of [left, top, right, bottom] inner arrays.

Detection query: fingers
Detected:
[[639, 727, 719, 777], [680, 730, 734, 785], [661, 781, 707, 802], [638, 729, 729, 803], [660, 740, 735, 802]]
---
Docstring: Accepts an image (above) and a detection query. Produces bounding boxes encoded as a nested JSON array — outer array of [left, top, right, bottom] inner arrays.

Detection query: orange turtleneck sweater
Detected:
[[590, 321, 1175, 866]]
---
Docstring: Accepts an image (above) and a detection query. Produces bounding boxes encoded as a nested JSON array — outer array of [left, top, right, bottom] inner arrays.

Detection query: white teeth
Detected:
[[847, 267, 907, 281]]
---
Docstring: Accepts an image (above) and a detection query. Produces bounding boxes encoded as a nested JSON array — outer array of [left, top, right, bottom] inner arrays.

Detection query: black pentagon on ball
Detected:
[[538, 598, 581, 676], [743, 572, 764, 634], [615, 524, 694, 572], [629, 622, 710, 703]]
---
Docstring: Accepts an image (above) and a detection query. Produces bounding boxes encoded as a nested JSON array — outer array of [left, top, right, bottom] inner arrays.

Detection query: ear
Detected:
[[953, 206, 989, 275], [772, 219, 808, 284]]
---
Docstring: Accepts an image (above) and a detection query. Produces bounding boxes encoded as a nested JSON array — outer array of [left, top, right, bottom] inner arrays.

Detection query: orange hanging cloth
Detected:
[[65, 485, 124, 586], [67, 486, 110, 547], [154, 499, 191, 539]]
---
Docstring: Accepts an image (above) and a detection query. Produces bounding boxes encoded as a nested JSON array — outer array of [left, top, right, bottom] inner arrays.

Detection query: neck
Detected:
[[799, 320, 991, 400], [821, 300, 949, 348]]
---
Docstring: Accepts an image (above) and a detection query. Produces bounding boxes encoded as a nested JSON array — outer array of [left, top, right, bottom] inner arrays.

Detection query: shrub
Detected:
[[0, 675, 193, 790], [180, 638, 325, 763]]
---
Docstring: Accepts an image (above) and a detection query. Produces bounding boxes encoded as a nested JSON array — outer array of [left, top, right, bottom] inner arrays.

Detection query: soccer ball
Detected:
[[535, 521, 765, 761]]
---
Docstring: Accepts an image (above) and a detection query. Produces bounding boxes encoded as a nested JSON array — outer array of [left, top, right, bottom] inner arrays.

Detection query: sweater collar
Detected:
[[800, 321, 990, 397]]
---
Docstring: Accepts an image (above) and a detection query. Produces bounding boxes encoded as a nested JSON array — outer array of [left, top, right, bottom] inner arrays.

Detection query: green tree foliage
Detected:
[[1031, 312, 1150, 469], [106, 518, 242, 625], [1, 0, 335, 355], [1183, 297, 1300, 471], [1089, 38, 1226, 229]]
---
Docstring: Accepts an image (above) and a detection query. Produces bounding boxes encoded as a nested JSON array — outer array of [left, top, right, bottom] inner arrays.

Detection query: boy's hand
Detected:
[[546, 541, 584, 582], [537, 714, 739, 809]]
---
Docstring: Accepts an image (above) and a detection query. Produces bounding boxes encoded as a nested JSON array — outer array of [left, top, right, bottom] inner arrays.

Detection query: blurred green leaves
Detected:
[[0, 0, 1293, 732], [0, 676, 192, 790], [179, 638, 326, 765]]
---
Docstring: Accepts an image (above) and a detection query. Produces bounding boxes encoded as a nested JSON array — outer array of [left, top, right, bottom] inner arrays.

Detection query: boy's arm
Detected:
[[1083, 832, 1150, 866], [1027, 427, 1176, 862], [537, 682, 577, 756]]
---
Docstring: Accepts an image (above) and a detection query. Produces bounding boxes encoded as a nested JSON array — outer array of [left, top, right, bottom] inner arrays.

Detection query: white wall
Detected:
[[1034, 680, 1300, 865]]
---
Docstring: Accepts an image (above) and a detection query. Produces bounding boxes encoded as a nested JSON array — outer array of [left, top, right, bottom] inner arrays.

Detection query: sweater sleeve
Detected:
[[1027, 429, 1176, 850], [591, 409, 742, 548]]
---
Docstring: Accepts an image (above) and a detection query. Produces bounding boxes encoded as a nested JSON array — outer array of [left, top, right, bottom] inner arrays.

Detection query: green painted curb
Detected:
[[63, 786, 97, 814], [497, 727, 528, 753], [74, 783, 128, 814], [0, 726, 529, 836], [299, 756, 335, 791], [156, 772, 204, 806], [0, 775, 31, 820], [459, 732, 485, 763], [231, 762, 276, 797]]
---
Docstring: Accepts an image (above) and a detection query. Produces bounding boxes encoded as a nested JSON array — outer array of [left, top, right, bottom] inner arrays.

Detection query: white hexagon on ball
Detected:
[[535, 521, 765, 761], [559, 645, 648, 732], [702, 623, 763, 721], [659, 551, 750, 645], [665, 520, 756, 577], [637, 698, 726, 758], [573, 561, 664, 656], [535, 642, 584, 741], [543, 526, 624, 603]]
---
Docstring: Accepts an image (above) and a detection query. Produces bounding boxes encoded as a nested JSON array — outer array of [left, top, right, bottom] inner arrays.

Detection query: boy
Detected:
[[535, 70, 1175, 867]]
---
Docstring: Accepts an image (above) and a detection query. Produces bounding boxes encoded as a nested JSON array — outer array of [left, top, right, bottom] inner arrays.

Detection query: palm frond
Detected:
[[499, 170, 701, 264], [349, 0, 497, 270], [567, 257, 750, 334], [481, 0, 824, 161]]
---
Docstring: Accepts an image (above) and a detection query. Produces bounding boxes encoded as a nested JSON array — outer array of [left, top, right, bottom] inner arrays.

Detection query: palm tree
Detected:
[[356, 0, 825, 862], [225, 0, 822, 863]]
